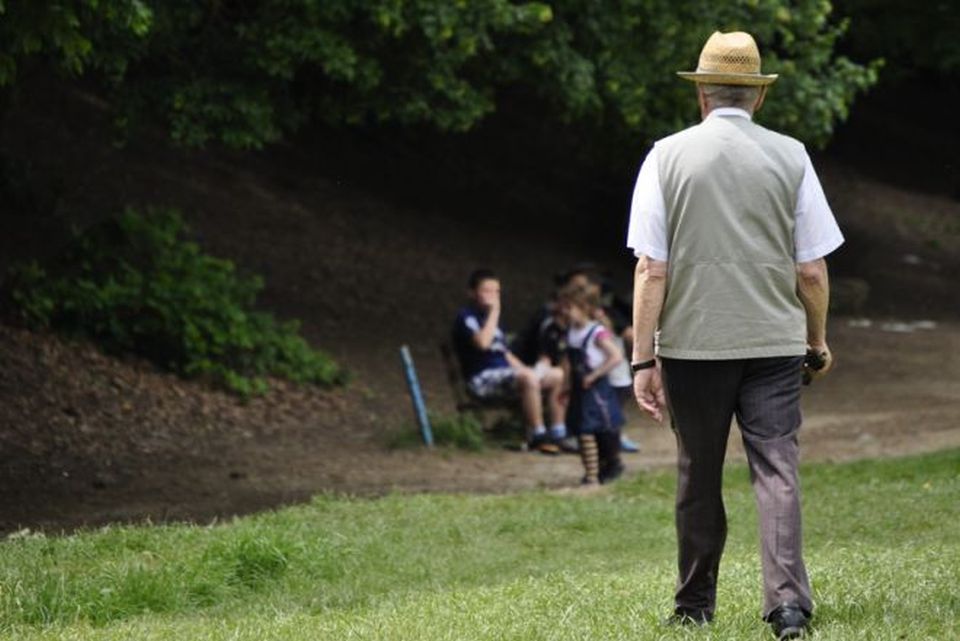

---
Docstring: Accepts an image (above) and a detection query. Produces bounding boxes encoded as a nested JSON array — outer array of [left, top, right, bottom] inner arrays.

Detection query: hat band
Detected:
[[700, 52, 760, 67], [698, 57, 761, 74]]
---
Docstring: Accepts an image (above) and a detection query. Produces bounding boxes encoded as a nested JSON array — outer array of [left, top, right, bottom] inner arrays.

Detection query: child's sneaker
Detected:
[[577, 476, 602, 493], [620, 435, 640, 453], [528, 434, 560, 455], [556, 435, 580, 453]]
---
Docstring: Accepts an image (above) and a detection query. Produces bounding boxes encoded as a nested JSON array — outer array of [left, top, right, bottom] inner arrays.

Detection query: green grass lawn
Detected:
[[2, 450, 958, 640]]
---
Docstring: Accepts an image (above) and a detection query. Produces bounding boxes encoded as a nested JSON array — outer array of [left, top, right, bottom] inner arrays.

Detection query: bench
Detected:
[[439, 341, 520, 418]]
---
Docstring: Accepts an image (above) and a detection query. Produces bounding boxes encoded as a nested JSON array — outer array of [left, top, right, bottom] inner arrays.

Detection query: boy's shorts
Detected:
[[468, 367, 517, 400]]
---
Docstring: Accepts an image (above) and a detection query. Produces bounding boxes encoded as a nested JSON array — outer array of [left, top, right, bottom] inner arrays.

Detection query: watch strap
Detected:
[[631, 359, 657, 372]]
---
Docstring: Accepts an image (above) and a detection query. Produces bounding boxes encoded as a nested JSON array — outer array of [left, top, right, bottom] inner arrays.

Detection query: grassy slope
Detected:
[[2, 450, 958, 640]]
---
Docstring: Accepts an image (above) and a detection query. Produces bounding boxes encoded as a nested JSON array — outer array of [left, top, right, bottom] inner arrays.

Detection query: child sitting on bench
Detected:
[[451, 269, 567, 454]]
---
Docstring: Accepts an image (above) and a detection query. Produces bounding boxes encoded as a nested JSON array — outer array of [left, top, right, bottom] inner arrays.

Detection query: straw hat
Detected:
[[677, 31, 778, 86]]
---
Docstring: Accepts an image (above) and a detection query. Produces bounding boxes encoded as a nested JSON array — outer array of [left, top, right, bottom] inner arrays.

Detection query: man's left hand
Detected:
[[633, 365, 666, 423]]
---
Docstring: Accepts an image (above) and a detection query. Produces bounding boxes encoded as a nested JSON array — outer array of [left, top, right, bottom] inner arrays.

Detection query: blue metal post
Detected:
[[400, 345, 433, 446]]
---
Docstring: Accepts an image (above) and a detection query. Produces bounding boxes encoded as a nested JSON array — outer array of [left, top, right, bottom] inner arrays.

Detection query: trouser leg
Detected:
[[662, 358, 742, 618], [736, 356, 813, 619]]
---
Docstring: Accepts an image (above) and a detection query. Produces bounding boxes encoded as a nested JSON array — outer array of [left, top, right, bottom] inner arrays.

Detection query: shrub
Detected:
[[6, 207, 345, 396]]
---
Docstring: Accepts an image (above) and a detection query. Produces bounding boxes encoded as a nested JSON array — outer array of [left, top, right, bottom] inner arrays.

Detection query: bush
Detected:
[[6, 208, 345, 396]]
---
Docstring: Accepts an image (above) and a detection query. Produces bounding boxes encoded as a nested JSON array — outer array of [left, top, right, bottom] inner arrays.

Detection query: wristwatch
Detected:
[[631, 359, 657, 372]]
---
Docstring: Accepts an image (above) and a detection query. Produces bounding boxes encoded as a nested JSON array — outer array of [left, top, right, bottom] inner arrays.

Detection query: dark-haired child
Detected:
[[452, 269, 567, 454]]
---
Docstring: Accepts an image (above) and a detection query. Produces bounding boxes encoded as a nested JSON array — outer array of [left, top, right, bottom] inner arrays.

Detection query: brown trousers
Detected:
[[661, 356, 812, 620]]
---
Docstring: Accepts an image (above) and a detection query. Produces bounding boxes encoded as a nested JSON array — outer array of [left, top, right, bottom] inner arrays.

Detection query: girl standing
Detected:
[[558, 284, 626, 485]]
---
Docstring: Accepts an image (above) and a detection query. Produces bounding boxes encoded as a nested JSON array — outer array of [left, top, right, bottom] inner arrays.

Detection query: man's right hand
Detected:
[[803, 343, 833, 384]]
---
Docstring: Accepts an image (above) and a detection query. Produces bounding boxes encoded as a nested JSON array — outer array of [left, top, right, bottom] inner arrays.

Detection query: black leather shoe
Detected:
[[766, 603, 809, 639], [664, 607, 711, 626]]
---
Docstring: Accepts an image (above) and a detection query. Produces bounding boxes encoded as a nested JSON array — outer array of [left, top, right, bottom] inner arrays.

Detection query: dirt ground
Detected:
[[1, 317, 958, 535], [1, 86, 958, 534]]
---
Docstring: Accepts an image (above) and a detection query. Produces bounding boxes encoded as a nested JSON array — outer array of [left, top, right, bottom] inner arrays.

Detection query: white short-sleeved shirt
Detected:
[[626, 108, 844, 263], [567, 321, 614, 371]]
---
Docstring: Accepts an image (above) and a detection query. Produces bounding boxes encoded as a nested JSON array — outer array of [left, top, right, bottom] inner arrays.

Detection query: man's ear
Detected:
[[697, 85, 708, 119], [754, 86, 768, 113]]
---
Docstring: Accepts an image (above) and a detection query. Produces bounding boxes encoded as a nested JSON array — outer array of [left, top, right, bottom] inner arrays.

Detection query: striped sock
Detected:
[[579, 434, 599, 483]]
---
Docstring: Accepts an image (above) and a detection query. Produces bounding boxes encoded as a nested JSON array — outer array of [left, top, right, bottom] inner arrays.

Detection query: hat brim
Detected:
[[677, 71, 778, 86]]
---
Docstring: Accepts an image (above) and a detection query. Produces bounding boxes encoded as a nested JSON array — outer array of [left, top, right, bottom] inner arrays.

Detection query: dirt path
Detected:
[[2, 318, 957, 535]]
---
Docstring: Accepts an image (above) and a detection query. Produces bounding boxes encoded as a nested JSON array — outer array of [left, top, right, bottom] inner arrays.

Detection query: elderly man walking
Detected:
[[627, 31, 843, 639]]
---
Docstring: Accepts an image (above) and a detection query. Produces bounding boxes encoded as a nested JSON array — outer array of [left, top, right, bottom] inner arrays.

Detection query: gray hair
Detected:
[[700, 83, 762, 111]]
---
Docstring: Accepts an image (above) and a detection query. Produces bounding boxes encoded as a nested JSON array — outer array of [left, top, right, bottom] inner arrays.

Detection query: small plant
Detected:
[[5, 207, 345, 396], [389, 412, 486, 451], [430, 412, 485, 451]]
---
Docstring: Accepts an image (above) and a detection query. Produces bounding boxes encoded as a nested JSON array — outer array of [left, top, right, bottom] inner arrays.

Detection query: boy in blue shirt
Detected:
[[452, 269, 567, 454]]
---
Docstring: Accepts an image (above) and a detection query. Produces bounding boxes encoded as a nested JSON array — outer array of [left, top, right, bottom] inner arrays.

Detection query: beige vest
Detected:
[[656, 114, 808, 359]]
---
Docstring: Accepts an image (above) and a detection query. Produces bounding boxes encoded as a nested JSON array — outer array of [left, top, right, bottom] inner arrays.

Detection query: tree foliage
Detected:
[[0, 1, 152, 85], [1, 1, 879, 148]]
